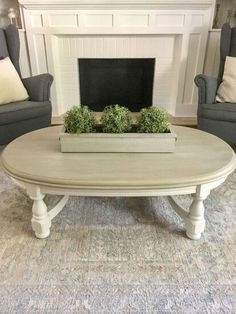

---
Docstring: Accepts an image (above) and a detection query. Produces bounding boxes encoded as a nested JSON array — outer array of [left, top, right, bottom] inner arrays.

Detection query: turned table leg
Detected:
[[185, 185, 210, 240], [28, 186, 51, 238]]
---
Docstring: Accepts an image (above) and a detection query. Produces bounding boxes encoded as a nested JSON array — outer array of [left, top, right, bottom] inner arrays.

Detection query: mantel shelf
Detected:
[[19, 0, 214, 10]]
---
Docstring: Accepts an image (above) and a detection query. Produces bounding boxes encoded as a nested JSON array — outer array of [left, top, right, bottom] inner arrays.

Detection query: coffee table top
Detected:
[[2, 126, 236, 190]]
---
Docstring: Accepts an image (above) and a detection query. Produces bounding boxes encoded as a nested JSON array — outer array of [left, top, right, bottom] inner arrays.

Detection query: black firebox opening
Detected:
[[78, 58, 155, 112]]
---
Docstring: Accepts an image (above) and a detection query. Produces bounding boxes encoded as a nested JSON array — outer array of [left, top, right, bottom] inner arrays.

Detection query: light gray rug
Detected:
[[0, 166, 235, 313]]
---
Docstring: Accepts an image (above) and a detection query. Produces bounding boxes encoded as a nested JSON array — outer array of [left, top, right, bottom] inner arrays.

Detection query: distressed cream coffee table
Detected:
[[2, 126, 236, 240]]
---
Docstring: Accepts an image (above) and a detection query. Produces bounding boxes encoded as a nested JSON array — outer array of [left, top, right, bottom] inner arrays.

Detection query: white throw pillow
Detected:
[[0, 57, 29, 105], [216, 56, 236, 103]]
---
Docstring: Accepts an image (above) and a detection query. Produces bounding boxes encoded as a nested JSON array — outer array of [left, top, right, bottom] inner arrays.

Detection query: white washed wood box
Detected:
[[59, 128, 177, 153]]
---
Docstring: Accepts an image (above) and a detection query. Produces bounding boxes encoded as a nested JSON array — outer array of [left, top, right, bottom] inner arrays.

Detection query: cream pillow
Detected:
[[0, 57, 29, 105], [216, 56, 236, 103]]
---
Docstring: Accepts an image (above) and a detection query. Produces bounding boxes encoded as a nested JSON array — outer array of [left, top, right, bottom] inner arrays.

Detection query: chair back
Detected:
[[0, 24, 21, 76], [219, 23, 236, 82]]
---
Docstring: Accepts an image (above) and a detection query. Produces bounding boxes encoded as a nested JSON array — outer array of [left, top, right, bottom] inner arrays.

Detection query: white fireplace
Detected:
[[19, 0, 215, 117]]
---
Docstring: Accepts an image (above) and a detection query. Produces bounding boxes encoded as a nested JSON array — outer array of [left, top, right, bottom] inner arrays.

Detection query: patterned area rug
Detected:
[[0, 166, 235, 313]]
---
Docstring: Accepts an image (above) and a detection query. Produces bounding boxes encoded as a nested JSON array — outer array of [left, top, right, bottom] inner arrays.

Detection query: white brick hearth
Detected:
[[19, 0, 215, 117]]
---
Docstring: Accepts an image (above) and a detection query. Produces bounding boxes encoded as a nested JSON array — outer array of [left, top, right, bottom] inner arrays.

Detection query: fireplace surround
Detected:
[[18, 0, 215, 117]]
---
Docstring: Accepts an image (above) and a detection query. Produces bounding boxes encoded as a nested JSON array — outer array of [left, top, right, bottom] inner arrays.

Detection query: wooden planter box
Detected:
[[59, 127, 177, 153]]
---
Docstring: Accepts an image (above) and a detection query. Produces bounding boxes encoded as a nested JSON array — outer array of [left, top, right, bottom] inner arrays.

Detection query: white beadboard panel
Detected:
[[191, 14, 203, 26], [81, 14, 113, 27], [55, 35, 179, 113], [155, 14, 185, 26], [30, 15, 43, 27], [19, 30, 31, 78], [117, 14, 149, 27], [183, 33, 201, 105], [49, 14, 78, 26], [33, 34, 48, 73], [204, 30, 220, 78]]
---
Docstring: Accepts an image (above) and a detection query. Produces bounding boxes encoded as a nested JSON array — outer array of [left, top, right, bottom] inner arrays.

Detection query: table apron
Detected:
[[12, 176, 227, 197]]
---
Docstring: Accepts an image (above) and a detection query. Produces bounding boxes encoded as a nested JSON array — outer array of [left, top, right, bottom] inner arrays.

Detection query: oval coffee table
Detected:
[[2, 126, 236, 240]]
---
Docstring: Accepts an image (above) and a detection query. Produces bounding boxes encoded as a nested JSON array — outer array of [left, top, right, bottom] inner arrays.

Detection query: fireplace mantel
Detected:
[[19, 0, 213, 10], [19, 0, 215, 117]]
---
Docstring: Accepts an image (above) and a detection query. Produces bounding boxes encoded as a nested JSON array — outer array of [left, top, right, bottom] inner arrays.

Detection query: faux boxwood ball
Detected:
[[64, 106, 96, 134], [101, 104, 132, 133], [137, 107, 170, 133]]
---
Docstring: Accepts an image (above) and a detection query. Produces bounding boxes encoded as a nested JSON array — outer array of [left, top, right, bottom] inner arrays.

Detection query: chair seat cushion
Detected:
[[199, 102, 236, 122], [0, 100, 51, 126]]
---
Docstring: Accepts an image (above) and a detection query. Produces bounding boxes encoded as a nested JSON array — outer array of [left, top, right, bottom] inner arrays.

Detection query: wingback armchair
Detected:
[[195, 23, 236, 145], [0, 24, 53, 145]]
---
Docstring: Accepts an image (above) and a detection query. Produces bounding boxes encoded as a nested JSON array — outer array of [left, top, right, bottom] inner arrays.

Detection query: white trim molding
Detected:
[[19, 0, 214, 10]]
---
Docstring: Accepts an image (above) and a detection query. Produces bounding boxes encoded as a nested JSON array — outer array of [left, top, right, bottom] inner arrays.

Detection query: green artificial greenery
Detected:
[[64, 105, 170, 134], [64, 106, 96, 134], [101, 104, 132, 133], [137, 106, 170, 133]]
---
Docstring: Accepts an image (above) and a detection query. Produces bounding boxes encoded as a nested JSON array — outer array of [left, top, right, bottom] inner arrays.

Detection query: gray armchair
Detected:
[[195, 23, 236, 145], [0, 24, 53, 145]]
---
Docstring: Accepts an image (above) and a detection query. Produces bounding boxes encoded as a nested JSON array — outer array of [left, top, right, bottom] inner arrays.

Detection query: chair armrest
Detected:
[[194, 74, 218, 105], [22, 74, 53, 102]]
